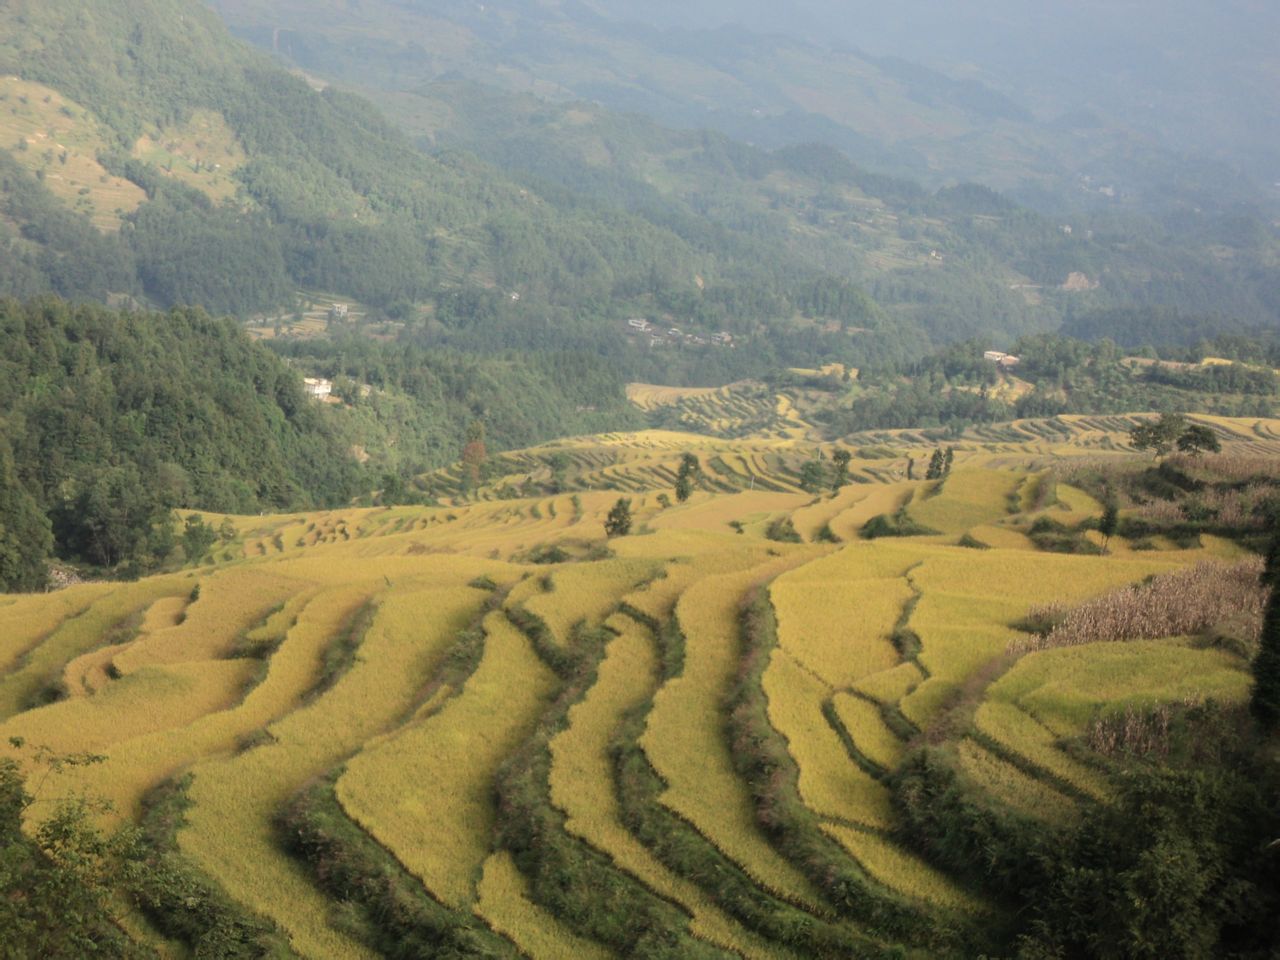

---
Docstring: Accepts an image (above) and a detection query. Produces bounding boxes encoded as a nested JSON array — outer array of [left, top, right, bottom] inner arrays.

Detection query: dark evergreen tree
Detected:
[[831, 449, 852, 492], [0, 442, 52, 592], [675, 453, 700, 503], [1099, 499, 1119, 554], [1251, 535, 1280, 730], [925, 449, 946, 480], [604, 498, 633, 538]]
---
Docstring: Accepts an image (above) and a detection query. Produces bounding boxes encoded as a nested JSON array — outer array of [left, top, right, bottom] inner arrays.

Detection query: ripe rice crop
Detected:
[[907, 468, 1023, 534], [852, 662, 926, 705], [3, 659, 257, 756], [822, 824, 984, 912], [182, 580, 490, 945], [1011, 557, 1267, 654], [989, 638, 1250, 738], [642, 560, 828, 909], [113, 569, 302, 670], [771, 549, 912, 687], [338, 609, 556, 909], [0, 577, 188, 720], [0, 585, 111, 673], [973, 701, 1110, 800], [902, 548, 1193, 728], [954, 738, 1078, 825], [549, 618, 782, 959], [474, 851, 613, 960], [523, 559, 660, 644], [829, 693, 904, 770], [762, 649, 894, 829], [826, 483, 913, 542]]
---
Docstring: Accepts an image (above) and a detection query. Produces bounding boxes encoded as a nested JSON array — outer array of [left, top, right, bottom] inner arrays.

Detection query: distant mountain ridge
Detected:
[[210, 0, 1278, 214]]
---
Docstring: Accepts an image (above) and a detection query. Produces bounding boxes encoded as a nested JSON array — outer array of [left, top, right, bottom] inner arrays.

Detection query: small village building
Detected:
[[304, 377, 333, 400]]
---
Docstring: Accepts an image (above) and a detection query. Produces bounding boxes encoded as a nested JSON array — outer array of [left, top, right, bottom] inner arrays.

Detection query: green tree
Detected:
[[604, 498, 633, 538], [831, 449, 852, 492], [943, 446, 955, 475], [1098, 499, 1119, 554], [799, 459, 827, 494], [0, 740, 137, 957], [180, 514, 218, 563], [675, 453, 700, 503], [1130, 413, 1188, 458], [925, 448, 946, 480], [0, 442, 51, 592], [1176, 424, 1222, 455], [1251, 537, 1280, 730]]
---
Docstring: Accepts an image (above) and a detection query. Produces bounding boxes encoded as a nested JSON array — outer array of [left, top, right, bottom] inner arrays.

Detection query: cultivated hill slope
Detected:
[[2, 411, 1276, 956]]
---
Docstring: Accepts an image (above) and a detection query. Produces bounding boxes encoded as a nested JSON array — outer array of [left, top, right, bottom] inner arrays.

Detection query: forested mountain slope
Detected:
[[211, 0, 1280, 214], [0, 297, 639, 588], [0, 0, 1275, 379]]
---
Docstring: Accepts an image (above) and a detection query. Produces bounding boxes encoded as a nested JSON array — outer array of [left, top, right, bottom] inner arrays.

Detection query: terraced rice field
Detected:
[[1, 413, 1275, 958]]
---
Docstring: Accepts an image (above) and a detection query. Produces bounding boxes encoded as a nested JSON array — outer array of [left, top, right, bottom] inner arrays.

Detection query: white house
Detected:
[[984, 350, 1008, 363], [304, 377, 333, 400]]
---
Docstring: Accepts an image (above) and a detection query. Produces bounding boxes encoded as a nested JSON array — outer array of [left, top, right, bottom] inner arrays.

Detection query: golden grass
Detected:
[[955, 739, 1078, 825], [548, 617, 788, 959], [474, 851, 612, 960], [973, 701, 1110, 800], [181, 580, 487, 957], [990, 638, 1250, 738], [523, 558, 659, 644], [337, 609, 556, 908], [822, 825, 984, 912], [642, 558, 828, 908], [0, 584, 111, 673], [829, 693, 904, 770], [0, 577, 189, 720], [763, 650, 893, 829], [908, 468, 1023, 534]]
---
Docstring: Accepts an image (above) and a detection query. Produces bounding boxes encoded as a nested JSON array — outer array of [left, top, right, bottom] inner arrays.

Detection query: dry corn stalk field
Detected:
[[1, 413, 1276, 958]]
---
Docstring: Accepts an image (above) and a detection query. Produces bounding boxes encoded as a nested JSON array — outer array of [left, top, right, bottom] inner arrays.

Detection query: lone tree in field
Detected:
[[604, 498, 633, 538], [799, 459, 827, 494], [675, 453, 700, 502], [1176, 424, 1222, 456], [831, 448, 852, 492], [1098, 499, 1119, 554], [943, 447, 955, 475], [1129, 413, 1187, 458]]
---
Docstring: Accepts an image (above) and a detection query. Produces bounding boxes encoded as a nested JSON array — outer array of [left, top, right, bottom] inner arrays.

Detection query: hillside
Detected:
[[1, 407, 1276, 956], [0, 298, 639, 589], [201, 4, 1280, 347], [0, 0, 1275, 376], [211, 0, 1280, 214]]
